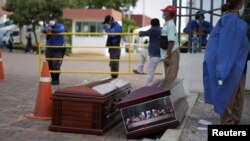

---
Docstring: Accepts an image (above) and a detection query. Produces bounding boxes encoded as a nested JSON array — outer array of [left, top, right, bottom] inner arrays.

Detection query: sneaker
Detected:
[[51, 80, 59, 85], [133, 69, 144, 74], [111, 75, 118, 79]]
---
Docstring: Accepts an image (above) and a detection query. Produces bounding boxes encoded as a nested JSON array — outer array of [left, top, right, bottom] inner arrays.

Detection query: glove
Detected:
[[218, 80, 223, 85]]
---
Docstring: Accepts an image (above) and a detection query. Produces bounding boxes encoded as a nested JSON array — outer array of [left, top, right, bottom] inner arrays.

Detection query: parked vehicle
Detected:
[[0, 24, 41, 46]]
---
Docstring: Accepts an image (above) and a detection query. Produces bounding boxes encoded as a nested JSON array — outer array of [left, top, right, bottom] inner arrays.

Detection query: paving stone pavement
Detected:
[[1, 50, 249, 141], [179, 92, 250, 141], [0, 50, 163, 141]]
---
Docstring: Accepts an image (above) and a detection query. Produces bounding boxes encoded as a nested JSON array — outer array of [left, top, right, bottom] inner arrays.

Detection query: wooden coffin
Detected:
[[117, 79, 188, 138], [49, 78, 131, 135]]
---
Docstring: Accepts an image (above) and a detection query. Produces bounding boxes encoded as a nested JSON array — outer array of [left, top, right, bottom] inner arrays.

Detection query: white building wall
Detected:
[[72, 36, 108, 55], [0, 15, 7, 24], [0, 15, 4, 23], [71, 20, 108, 55], [71, 20, 124, 56]]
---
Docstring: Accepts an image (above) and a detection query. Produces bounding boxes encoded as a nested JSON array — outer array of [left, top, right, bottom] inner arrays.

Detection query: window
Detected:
[[76, 22, 82, 32], [27, 28, 32, 32], [12, 31, 19, 36], [75, 21, 103, 36]]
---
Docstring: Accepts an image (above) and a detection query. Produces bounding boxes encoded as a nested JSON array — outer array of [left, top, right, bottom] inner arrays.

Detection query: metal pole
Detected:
[[173, 0, 177, 24], [199, 0, 204, 52], [38, 33, 42, 77], [128, 33, 131, 72], [178, 0, 182, 46], [142, 0, 145, 27], [210, 0, 214, 30], [221, 0, 225, 15], [172, 0, 177, 8], [188, 0, 193, 52]]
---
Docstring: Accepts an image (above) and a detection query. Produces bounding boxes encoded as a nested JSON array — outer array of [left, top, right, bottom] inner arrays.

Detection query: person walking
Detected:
[[158, 5, 180, 87], [203, 0, 249, 124], [133, 39, 149, 74], [135, 18, 162, 86], [103, 15, 122, 79], [42, 14, 65, 85]]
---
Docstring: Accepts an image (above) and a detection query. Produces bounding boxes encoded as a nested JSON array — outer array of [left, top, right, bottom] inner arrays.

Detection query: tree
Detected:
[[3, 0, 65, 46], [49, 0, 137, 10], [122, 16, 138, 33], [90, 0, 137, 10], [3, 0, 139, 46]]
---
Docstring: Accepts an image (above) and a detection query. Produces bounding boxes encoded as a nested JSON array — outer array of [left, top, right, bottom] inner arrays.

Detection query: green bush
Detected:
[[65, 48, 71, 55], [13, 43, 25, 50]]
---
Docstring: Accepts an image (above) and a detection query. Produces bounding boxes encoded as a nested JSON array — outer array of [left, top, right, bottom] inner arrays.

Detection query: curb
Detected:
[[160, 93, 199, 141]]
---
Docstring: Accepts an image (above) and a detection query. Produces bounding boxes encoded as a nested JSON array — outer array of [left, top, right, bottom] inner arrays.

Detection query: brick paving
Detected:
[[0, 50, 161, 141], [1, 50, 249, 141]]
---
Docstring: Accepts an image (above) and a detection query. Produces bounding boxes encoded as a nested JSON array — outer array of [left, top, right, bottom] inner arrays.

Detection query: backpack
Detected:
[[159, 36, 168, 50]]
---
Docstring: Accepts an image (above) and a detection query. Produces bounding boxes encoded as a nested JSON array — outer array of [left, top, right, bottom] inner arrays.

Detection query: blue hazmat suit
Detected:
[[42, 22, 65, 83], [203, 12, 250, 115], [183, 20, 211, 45], [104, 21, 122, 78]]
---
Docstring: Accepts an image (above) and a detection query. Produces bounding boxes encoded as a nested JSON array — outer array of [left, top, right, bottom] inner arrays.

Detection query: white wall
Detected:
[[71, 20, 108, 55], [0, 15, 4, 23], [0, 15, 7, 24], [72, 36, 109, 55], [71, 20, 124, 56]]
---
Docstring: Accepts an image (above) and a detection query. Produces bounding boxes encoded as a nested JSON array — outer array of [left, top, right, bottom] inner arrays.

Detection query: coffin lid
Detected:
[[117, 86, 170, 108], [53, 78, 130, 99]]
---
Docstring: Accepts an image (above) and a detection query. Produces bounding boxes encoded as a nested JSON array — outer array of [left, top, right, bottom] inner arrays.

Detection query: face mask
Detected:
[[196, 19, 203, 24], [239, 4, 244, 16], [106, 24, 111, 29], [49, 20, 55, 26], [162, 13, 165, 19]]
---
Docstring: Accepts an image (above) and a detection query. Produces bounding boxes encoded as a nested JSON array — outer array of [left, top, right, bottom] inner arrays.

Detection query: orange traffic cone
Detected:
[[0, 50, 4, 80], [25, 61, 52, 120]]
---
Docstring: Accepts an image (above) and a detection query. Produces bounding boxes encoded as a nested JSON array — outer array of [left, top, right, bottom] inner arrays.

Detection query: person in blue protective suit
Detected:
[[42, 14, 65, 85], [203, 0, 249, 125], [103, 15, 122, 79], [183, 11, 212, 52]]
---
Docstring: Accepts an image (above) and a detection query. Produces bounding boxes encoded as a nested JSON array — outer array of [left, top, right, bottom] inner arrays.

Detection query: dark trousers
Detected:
[[8, 44, 13, 52], [109, 48, 121, 78], [45, 48, 65, 81]]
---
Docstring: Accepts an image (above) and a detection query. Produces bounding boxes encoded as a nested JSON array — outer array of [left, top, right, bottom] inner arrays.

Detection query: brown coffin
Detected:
[[49, 78, 131, 135], [117, 79, 188, 138]]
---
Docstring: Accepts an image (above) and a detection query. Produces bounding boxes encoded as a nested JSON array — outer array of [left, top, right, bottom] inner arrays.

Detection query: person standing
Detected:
[[203, 0, 249, 124], [159, 5, 180, 86], [136, 18, 162, 86], [2, 34, 8, 49], [42, 14, 65, 85], [103, 15, 122, 79], [8, 33, 14, 52], [183, 11, 212, 49], [25, 34, 33, 53]]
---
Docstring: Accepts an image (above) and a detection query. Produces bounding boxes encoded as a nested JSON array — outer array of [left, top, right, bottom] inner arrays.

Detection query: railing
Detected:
[[37, 32, 154, 76]]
